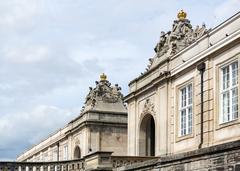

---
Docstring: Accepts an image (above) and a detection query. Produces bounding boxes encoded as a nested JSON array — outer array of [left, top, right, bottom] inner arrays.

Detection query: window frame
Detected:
[[179, 83, 193, 137], [219, 60, 239, 124], [63, 145, 68, 160], [175, 77, 195, 142]]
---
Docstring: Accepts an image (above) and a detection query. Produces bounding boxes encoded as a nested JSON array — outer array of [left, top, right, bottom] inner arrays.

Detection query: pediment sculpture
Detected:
[[84, 73, 124, 107], [148, 10, 207, 69]]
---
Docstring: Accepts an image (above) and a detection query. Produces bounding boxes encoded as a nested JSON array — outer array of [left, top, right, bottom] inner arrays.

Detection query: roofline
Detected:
[[128, 10, 240, 86]]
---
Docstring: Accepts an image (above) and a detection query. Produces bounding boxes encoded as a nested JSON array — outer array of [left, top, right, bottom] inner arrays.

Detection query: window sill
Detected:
[[216, 118, 239, 130], [175, 132, 194, 143]]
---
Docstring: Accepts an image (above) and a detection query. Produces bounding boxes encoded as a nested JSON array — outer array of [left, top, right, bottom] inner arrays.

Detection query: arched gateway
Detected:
[[139, 114, 155, 156], [73, 146, 81, 159]]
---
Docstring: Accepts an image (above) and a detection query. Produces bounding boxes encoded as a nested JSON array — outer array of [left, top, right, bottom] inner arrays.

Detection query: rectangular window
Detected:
[[179, 84, 193, 136], [63, 145, 68, 160], [52, 149, 58, 161], [220, 61, 238, 123]]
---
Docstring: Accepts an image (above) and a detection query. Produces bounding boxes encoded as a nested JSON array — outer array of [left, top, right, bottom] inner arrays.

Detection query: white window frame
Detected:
[[52, 149, 58, 161], [220, 60, 238, 124], [63, 145, 68, 160], [179, 83, 193, 136]]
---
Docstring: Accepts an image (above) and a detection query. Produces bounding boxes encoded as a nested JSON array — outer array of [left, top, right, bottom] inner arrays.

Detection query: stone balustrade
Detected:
[[111, 156, 157, 170], [0, 152, 157, 171], [0, 159, 85, 171]]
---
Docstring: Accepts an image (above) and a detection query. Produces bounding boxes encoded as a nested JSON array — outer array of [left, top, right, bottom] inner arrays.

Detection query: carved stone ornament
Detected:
[[148, 10, 207, 70], [75, 138, 80, 145], [142, 99, 155, 115], [84, 74, 124, 107]]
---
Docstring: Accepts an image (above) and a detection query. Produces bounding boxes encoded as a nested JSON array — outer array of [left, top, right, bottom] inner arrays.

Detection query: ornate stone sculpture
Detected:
[[84, 73, 124, 108], [149, 10, 207, 69], [142, 99, 155, 115]]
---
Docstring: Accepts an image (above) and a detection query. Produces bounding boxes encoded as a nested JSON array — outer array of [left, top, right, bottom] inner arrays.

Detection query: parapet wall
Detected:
[[119, 139, 240, 171]]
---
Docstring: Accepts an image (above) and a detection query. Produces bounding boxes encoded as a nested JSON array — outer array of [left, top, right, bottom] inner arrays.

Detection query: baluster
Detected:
[[57, 165, 61, 171], [21, 166, 25, 171], [49, 165, 53, 171], [43, 165, 47, 171], [35, 166, 40, 171]]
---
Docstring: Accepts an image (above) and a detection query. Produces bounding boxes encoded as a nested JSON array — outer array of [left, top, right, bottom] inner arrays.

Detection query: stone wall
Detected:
[[118, 139, 240, 171]]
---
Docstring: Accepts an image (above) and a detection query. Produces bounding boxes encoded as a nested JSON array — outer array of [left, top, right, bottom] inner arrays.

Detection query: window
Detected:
[[179, 84, 193, 136], [43, 152, 48, 161], [63, 145, 68, 160], [220, 61, 238, 123], [52, 149, 58, 161]]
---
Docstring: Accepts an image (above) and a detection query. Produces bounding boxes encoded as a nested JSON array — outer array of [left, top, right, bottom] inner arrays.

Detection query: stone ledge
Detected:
[[159, 139, 240, 164]]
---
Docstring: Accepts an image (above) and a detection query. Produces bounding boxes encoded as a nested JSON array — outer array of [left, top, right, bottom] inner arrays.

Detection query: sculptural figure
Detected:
[[149, 10, 207, 69]]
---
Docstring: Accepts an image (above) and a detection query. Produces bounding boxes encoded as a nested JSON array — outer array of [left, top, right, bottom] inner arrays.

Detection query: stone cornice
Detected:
[[125, 22, 240, 102], [128, 11, 240, 88]]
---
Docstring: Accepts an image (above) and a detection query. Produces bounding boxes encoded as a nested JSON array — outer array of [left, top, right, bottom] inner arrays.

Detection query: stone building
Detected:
[[17, 74, 128, 162], [122, 10, 240, 170], [12, 10, 240, 170]]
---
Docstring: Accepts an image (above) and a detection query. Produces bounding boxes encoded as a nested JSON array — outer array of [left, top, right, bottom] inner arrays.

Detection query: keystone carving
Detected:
[[142, 99, 155, 115], [75, 138, 80, 145]]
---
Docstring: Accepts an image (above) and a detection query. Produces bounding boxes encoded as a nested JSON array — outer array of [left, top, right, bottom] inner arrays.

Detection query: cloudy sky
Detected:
[[0, 0, 239, 160]]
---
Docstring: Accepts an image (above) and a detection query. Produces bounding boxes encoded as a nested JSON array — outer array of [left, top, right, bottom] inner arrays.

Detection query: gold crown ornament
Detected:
[[100, 73, 107, 81], [177, 10, 187, 20]]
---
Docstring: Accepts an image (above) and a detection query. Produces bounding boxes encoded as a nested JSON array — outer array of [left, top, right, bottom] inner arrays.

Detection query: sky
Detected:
[[0, 0, 239, 160]]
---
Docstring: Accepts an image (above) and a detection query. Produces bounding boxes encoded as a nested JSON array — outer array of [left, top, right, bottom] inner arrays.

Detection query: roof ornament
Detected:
[[82, 73, 124, 112], [100, 73, 107, 81], [177, 10, 187, 20], [148, 10, 207, 70]]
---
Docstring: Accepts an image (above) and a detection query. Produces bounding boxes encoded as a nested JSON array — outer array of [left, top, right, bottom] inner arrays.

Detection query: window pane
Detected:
[[188, 107, 192, 134], [188, 84, 192, 105], [232, 62, 238, 86], [222, 92, 230, 122], [232, 87, 238, 119], [181, 109, 186, 135], [222, 66, 229, 90], [181, 88, 186, 107]]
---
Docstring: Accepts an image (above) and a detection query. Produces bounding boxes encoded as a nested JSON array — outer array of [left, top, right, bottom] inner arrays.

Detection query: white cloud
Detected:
[[0, 1, 40, 28], [4, 45, 49, 63], [0, 104, 77, 159], [214, 0, 240, 23]]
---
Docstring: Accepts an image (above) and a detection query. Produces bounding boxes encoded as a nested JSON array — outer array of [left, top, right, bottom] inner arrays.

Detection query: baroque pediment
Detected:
[[147, 10, 207, 70], [82, 73, 124, 112]]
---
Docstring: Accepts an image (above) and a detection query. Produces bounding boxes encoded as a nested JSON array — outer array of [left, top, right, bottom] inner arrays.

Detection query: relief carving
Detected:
[[75, 138, 80, 145], [149, 10, 207, 70], [142, 99, 156, 116], [84, 73, 124, 108]]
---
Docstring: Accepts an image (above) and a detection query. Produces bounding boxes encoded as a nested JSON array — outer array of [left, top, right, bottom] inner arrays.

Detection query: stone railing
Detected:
[[0, 152, 157, 171], [0, 159, 85, 171], [111, 156, 157, 170]]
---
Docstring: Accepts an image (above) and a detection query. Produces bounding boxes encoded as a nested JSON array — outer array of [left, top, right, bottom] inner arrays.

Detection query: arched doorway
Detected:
[[139, 114, 155, 156], [73, 146, 81, 159]]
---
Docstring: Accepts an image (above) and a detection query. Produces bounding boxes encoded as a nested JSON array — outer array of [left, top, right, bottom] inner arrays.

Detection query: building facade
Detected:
[[13, 10, 240, 171], [125, 10, 240, 159], [17, 74, 128, 162]]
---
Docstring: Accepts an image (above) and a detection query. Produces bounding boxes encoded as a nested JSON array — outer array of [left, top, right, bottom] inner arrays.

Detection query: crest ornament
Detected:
[[75, 138, 80, 145], [149, 10, 207, 70], [142, 99, 156, 115], [84, 74, 124, 108]]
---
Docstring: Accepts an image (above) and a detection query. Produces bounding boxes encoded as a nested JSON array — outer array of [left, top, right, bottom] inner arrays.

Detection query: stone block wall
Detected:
[[118, 140, 240, 171]]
